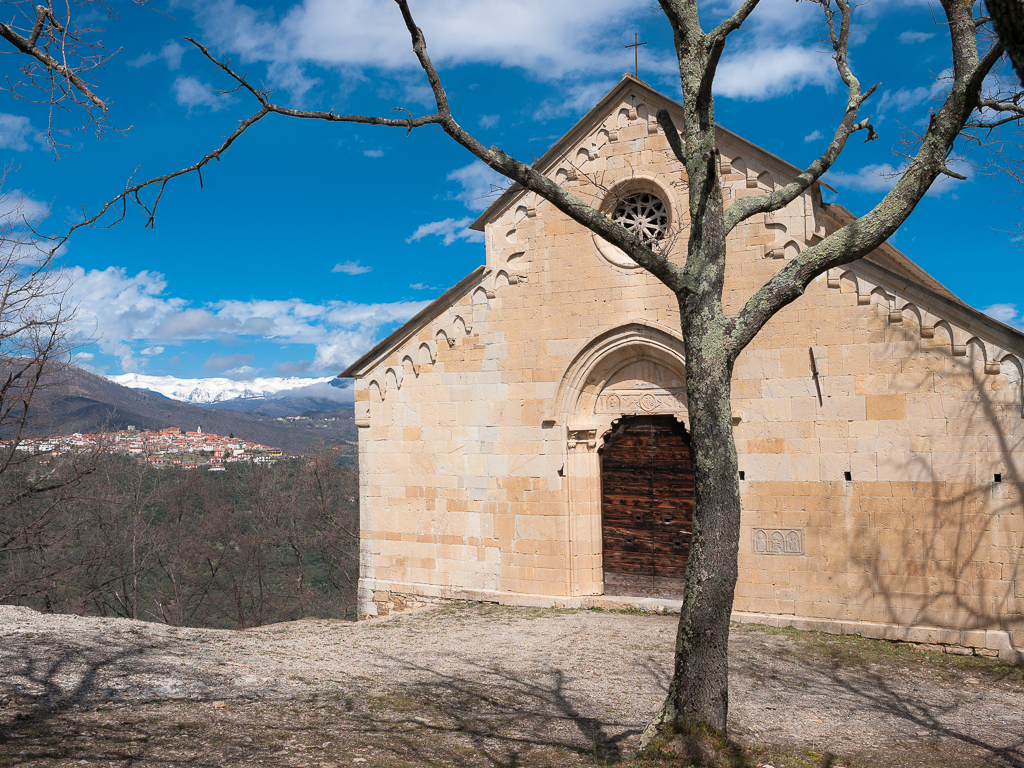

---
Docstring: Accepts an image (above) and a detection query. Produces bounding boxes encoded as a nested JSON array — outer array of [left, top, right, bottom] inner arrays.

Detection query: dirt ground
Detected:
[[0, 602, 1021, 768]]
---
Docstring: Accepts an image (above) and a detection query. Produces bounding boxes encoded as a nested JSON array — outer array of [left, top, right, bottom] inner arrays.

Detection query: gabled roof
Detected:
[[470, 73, 825, 232], [340, 77, 1024, 378]]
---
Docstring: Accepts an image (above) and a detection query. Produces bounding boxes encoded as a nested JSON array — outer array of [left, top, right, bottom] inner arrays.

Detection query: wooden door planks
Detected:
[[600, 416, 694, 592]]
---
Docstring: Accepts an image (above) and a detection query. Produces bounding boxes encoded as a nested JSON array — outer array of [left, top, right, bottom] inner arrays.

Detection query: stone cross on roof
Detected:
[[625, 33, 648, 78]]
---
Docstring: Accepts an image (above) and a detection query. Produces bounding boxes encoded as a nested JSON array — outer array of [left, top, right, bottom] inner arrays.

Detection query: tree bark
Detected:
[[986, 0, 1024, 87]]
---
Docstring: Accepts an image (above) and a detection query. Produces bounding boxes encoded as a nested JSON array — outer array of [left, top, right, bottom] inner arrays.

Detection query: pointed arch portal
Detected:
[[554, 322, 693, 599]]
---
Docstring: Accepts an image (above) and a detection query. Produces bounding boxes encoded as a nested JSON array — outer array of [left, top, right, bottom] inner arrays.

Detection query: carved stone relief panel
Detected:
[[567, 429, 597, 451], [596, 360, 687, 414], [753, 529, 804, 556], [597, 390, 687, 414]]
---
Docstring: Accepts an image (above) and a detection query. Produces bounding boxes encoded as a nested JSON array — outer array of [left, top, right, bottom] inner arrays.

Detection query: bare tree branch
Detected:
[[726, 0, 1009, 354], [708, 0, 762, 41], [723, 0, 879, 233]]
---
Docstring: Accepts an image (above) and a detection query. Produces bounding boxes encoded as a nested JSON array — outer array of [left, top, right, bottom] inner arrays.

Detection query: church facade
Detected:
[[341, 75, 1024, 662]]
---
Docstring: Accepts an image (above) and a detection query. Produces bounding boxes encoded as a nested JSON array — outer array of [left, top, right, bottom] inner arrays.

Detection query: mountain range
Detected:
[[109, 373, 350, 407], [20, 367, 356, 453]]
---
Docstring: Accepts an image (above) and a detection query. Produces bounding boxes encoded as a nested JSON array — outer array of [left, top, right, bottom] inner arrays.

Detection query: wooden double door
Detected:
[[600, 415, 694, 598]]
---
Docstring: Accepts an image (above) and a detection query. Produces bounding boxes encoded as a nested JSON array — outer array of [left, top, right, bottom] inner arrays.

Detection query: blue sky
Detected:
[[2, 0, 1021, 388]]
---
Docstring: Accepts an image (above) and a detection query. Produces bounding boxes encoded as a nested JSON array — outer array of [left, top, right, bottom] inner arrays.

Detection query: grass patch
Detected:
[[733, 622, 1022, 678]]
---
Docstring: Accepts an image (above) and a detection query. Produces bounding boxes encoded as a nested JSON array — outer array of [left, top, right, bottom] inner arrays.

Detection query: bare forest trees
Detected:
[[1, 449, 361, 628], [0, 184, 96, 608], [0, 0, 131, 604]]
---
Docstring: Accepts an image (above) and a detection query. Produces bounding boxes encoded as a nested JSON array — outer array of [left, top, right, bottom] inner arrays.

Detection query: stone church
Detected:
[[341, 75, 1024, 662]]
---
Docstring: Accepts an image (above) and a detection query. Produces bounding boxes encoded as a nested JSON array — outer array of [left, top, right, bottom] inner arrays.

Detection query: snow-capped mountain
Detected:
[[109, 373, 344, 406]]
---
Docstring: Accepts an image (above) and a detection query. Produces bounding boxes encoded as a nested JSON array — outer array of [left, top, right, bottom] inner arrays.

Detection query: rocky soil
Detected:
[[0, 602, 1021, 767]]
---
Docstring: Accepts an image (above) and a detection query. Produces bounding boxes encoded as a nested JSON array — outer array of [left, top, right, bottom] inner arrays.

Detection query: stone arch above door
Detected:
[[549, 321, 688, 430]]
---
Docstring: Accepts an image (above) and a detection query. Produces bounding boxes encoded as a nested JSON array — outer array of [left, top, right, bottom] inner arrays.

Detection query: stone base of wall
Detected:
[[358, 579, 1024, 664], [731, 611, 1023, 665], [363, 589, 451, 619]]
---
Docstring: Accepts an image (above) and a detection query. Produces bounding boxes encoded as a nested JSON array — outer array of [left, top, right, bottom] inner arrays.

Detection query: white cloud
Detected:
[[982, 304, 1024, 330], [478, 114, 500, 128], [0, 114, 37, 151], [0, 189, 49, 225], [192, 0, 668, 97], [711, 0, 825, 35], [406, 217, 482, 246], [172, 76, 235, 113], [141, 346, 165, 355], [447, 161, 507, 211], [204, 352, 255, 371], [531, 79, 618, 121], [363, 149, 384, 158], [60, 266, 427, 374], [825, 163, 902, 193], [715, 46, 835, 100], [410, 282, 436, 290], [825, 159, 971, 197], [898, 30, 935, 44], [804, 129, 823, 143], [129, 41, 186, 69], [332, 260, 372, 274], [875, 74, 950, 119], [876, 86, 931, 114]]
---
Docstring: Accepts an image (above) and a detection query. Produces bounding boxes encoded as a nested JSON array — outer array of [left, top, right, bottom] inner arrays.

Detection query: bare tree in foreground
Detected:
[[8, 0, 1023, 753], [0, 185, 101, 605], [0, 0, 150, 149]]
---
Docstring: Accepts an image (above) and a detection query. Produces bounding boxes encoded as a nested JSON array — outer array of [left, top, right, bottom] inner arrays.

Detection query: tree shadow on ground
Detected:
[[0, 638, 649, 767], [0, 633, 232, 766], [739, 640, 1024, 767], [354, 652, 646, 765]]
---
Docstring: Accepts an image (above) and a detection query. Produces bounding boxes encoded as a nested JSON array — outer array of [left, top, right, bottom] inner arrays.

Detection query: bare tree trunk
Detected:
[[657, 340, 741, 738]]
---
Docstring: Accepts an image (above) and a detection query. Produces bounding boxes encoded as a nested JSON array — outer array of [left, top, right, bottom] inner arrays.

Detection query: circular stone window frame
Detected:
[[592, 176, 678, 271]]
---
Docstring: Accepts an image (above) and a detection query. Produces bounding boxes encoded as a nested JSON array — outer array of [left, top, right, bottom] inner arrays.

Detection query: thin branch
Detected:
[[724, 0, 878, 232], [0, 18, 106, 112], [708, 0, 763, 42], [726, 0, 1008, 356]]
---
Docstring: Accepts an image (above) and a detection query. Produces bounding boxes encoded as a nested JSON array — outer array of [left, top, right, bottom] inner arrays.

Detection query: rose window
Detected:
[[612, 192, 668, 243]]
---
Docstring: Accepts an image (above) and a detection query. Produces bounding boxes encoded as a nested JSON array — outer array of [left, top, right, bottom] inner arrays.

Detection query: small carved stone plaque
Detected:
[[753, 528, 804, 556]]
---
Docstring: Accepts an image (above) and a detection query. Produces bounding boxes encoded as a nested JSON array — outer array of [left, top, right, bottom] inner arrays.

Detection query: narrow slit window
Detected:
[[739, 470, 745, 481], [844, 471, 852, 481], [995, 473, 1003, 483]]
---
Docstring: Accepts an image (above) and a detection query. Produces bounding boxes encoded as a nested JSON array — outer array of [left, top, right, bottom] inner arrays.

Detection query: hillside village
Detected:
[[5, 426, 285, 470]]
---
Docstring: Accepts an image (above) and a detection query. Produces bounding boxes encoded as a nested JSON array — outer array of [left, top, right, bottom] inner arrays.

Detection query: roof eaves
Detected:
[[338, 265, 486, 379], [854, 259, 1024, 354], [820, 202, 961, 305]]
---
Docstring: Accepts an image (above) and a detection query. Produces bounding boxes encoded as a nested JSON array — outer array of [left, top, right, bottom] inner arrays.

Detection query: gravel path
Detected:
[[0, 602, 1021, 767]]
